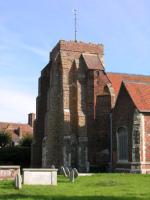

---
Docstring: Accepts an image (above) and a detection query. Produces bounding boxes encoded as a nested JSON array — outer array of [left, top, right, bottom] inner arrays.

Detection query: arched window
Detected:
[[117, 127, 128, 160]]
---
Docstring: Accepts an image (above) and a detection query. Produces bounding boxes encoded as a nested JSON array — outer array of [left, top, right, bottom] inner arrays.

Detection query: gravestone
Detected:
[[65, 167, 70, 177], [18, 174, 22, 190], [15, 174, 22, 189], [15, 176, 17, 187], [51, 165, 55, 169], [72, 168, 79, 178], [70, 170, 74, 182], [61, 166, 67, 177]]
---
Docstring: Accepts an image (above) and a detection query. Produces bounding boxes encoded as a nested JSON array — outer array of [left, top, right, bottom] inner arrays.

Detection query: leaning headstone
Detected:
[[61, 166, 67, 177], [72, 168, 79, 178], [70, 170, 74, 182], [51, 165, 55, 169], [65, 167, 70, 177], [17, 174, 22, 190], [15, 176, 17, 187]]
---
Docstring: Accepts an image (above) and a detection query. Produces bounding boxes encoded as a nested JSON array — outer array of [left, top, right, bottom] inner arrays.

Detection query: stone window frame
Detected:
[[116, 126, 128, 163]]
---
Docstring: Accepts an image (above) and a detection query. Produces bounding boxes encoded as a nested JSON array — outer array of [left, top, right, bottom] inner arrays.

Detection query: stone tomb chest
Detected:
[[23, 168, 58, 185], [0, 166, 20, 180]]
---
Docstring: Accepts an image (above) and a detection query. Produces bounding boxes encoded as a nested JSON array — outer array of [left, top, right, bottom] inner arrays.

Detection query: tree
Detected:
[[19, 133, 33, 147], [0, 131, 12, 147]]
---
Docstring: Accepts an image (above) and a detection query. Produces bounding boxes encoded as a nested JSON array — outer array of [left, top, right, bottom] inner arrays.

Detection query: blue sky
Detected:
[[0, 0, 150, 123]]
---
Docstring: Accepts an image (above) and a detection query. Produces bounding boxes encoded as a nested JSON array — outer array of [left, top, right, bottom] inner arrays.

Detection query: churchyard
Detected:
[[0, 173, 150, 200]]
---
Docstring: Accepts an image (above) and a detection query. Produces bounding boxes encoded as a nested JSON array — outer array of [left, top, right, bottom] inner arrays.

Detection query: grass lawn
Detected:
[[0, 173, 150, 200]]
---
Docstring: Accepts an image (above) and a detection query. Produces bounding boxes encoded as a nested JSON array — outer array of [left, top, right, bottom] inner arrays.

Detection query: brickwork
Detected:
[[32, 40, 150, 173], [0, 166, 20, 180], [113, 81, 150, 174], [139, 113, 150, 173], [143, 114, 150, 163], [86, 70, 110, 168], [32, 40, 110, 172], [112, 83, 136, 172], [31, 63, 50, 167], [28, 113, 35, 128]]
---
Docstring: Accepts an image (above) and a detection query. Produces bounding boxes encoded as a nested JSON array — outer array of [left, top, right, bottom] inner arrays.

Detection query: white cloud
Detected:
[[0, 24, 50, 63], [19, 43, 49, 62]]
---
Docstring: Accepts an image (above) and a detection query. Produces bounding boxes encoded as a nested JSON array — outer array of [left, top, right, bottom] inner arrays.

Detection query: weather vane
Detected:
[[72, 9, 77, 42]]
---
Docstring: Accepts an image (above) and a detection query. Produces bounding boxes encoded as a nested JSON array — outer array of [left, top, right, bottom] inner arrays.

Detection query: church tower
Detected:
[[31, 40, 110, 172]]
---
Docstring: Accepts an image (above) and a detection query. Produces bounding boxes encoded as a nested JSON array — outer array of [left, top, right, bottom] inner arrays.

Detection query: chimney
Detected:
[[28, 113, 35, 128], [18, 126, 22, 137]]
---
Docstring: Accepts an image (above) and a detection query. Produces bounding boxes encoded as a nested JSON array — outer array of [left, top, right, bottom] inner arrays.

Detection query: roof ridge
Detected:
[[107, 72, 150, 77], [0, 122, 28, 125], [123, 79, 150, 84]]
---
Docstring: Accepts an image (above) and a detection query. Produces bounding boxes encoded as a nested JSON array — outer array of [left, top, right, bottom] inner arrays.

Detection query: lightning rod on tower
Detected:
[[72, 9, 77, 42]]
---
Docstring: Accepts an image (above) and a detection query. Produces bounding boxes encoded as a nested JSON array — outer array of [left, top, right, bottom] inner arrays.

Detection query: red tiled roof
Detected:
[[107, 73, 150, 98], [12, 133, 19, 139], [0, 122, 33, 139], [82, 53, 104, 70], [123, 80, 150, 111]]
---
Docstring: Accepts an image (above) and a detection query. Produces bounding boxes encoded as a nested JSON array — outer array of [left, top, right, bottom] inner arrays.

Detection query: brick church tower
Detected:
[[31, 40, 111, 172]]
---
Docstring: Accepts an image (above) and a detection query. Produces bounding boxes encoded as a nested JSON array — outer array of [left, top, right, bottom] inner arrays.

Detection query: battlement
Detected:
[[50, 39, 104, 60]]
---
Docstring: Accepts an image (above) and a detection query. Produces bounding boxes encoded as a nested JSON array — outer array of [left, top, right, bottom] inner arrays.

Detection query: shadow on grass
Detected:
[[0, 185, 15, 190], [0, 194, 148, 200], [57, 180, 71, 184]]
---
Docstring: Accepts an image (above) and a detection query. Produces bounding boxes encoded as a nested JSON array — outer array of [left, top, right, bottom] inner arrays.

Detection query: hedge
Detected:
[[0, 147, 31, 164]]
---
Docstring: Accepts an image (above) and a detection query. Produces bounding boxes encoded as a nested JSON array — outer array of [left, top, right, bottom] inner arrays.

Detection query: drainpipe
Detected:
[[110, 113, 113, 173]]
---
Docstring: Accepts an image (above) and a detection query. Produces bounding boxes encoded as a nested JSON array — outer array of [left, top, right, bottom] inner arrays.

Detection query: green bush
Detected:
[[0, 131, 12, 147], [19, 133, 33, 147]]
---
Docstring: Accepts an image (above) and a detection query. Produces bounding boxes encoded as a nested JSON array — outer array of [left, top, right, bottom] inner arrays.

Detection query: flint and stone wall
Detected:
[[131, 111, 150, 174]]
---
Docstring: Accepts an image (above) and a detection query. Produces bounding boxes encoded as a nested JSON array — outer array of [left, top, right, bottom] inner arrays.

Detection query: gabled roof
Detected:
[[0, 122, 33, 139], [122, 80, 150, 112], [82, 53, 104, 70], [107, 73, 150, 98]]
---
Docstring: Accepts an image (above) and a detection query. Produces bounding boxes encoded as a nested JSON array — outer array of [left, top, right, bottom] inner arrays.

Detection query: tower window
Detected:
[[96, 71, 99, 76]]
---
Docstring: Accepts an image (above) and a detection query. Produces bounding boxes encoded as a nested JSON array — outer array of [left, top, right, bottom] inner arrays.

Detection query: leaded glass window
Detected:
[[118, 127, 128, 160]]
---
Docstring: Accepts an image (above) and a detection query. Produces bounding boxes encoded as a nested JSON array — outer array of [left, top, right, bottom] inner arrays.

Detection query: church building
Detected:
[[31, 40, 150, 173]]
